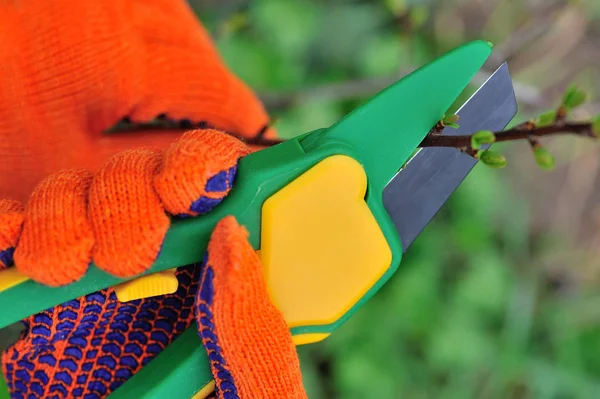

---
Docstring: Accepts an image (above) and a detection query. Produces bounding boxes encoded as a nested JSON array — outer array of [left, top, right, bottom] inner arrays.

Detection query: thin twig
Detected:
[[420, 121, 596, 148], [108, 110, 596, 152]]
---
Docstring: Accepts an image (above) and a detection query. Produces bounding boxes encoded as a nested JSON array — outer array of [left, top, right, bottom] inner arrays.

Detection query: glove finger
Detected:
[[133, 47, 272, 141], [6, 152, 166, 285], [14, 170, 94, 286], [196, 216, 307, 399], [155, 129, 249, 217], [90, 129, 248, 277], [0, 199, 24, 269], [7, 128, 249, 285], [129, 0, 272, 141], [89, 149, 169, 278]]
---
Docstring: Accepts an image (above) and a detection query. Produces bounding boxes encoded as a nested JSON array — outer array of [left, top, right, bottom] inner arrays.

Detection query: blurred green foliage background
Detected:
[[190, 0, 600, 397], [1, 1, 598, 398]]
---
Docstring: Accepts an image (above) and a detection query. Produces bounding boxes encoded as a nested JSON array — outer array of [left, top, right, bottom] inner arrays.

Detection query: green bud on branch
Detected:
[[537, 110, 557, 127], [561, 85, 588, 111], [533, 146, 555, 170], [442, 113, 459, 129], [471, 130, 496, 150], [477, 150, 507, 168]]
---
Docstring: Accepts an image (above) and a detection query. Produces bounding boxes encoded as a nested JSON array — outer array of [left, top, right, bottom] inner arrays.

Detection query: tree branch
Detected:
[[108, 95, 598, 164], [420, 121, 597, 148], [248, 118, 598, 152]]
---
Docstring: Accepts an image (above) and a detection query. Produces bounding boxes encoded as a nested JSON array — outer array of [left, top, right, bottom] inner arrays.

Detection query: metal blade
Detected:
[[382, 62, 517, 252]]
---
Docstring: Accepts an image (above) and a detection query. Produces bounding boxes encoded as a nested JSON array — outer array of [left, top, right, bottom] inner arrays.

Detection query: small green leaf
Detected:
[[534, 147, 555, 170], [440, 113, 459, 130], [442, 113, 459, 126], [561, 85, 588, 110], [477, 150, 506, 168], [537, 110, 556, 127], [593, 115, 600, 138], [471, 130, 496, 150]]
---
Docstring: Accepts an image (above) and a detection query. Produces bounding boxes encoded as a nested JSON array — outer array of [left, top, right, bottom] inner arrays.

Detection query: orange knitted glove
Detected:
[[0, 0, 275, 203]]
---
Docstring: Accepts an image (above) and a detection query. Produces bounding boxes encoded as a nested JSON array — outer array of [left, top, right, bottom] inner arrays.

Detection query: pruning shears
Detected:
[[0, 40, 518, 398]]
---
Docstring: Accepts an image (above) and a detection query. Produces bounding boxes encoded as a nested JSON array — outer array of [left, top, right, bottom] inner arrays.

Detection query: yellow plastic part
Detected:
[[190, 381, 215, 399], [260, 155, 392, 329], [0, 268, 29, 293], [114, 269, 178, 302]]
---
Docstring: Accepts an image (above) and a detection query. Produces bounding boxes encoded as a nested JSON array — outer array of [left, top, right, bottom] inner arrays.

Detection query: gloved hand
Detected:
[[0, 0, 275, 203], [0, 1, 306, 398]]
